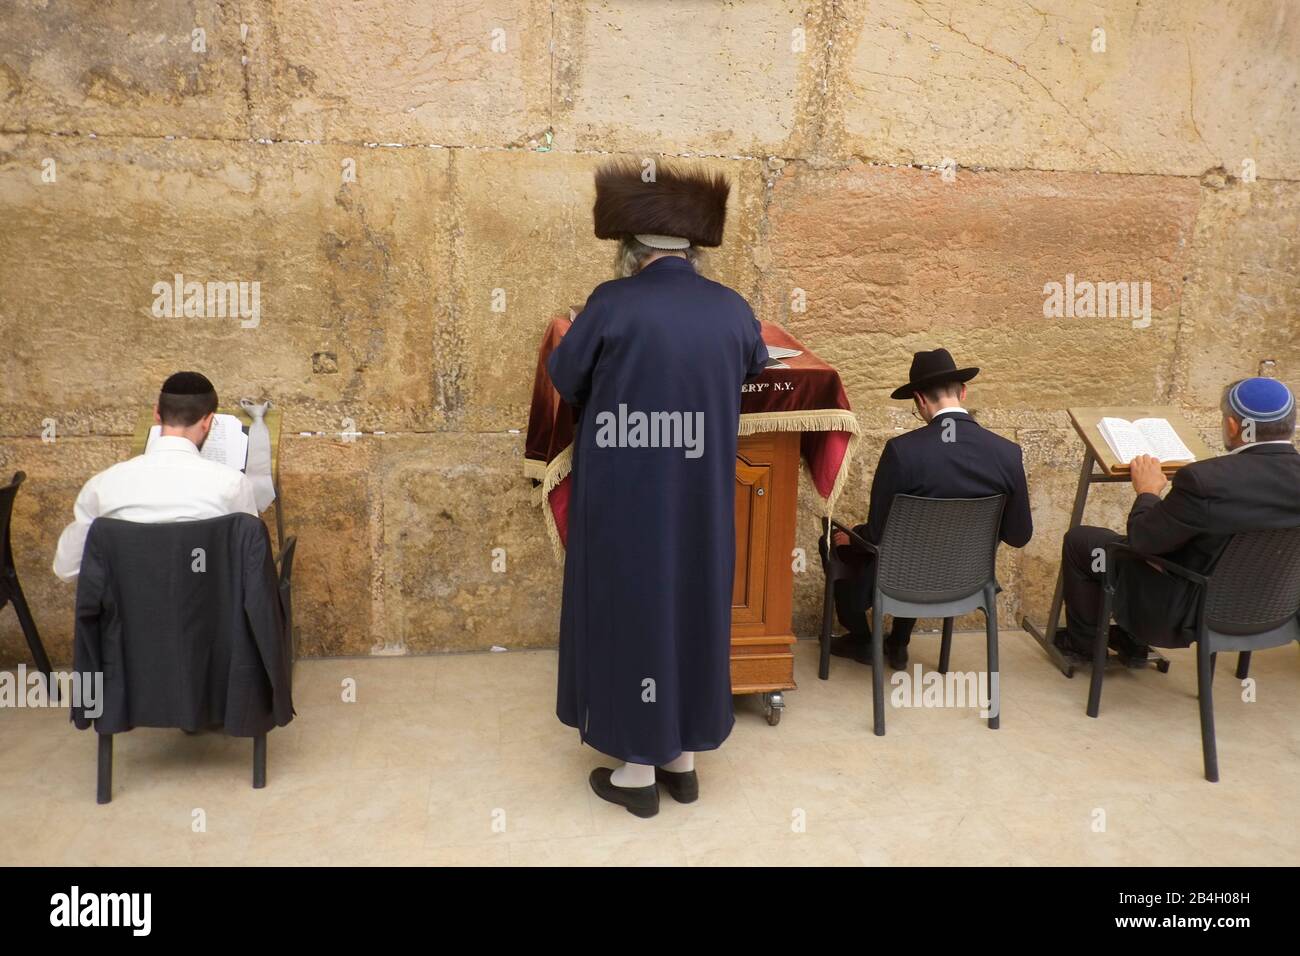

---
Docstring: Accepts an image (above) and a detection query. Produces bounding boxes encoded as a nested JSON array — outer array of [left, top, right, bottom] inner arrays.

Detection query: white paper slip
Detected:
[[765, 346, 803, 360], [1098, 416, 1196, 465], [146, 412, 250, 471]]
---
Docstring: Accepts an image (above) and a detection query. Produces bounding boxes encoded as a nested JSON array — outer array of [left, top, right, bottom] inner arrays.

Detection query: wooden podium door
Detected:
[[731, 431, 799, 694]]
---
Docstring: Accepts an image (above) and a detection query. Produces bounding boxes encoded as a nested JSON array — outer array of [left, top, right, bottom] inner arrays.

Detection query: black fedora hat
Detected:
[[890, 348, 980, 400]]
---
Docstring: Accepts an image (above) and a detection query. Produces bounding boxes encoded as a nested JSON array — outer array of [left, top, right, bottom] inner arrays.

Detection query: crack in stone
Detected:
[[905, 0, 1124, 163]]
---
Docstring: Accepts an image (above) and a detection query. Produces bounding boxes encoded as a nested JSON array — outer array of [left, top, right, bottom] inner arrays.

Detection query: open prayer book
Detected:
[[1097, 416, 1197, 467], [763, 345, 802, 369], [145, 412, 250, 472]]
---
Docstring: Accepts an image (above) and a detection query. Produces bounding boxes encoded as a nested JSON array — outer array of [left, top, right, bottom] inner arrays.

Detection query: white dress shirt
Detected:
[[53, 435, 259, 581]]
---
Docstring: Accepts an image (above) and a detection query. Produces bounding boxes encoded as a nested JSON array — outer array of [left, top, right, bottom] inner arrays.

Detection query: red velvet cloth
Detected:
[[525, 314, 855, 547]]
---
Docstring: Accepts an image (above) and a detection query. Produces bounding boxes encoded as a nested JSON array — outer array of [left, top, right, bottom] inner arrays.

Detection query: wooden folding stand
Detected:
[[1021, 406, 1217, 678]]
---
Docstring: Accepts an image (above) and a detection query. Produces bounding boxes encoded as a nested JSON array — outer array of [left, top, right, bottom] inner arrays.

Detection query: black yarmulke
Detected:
[[160, 371, 216, 396]]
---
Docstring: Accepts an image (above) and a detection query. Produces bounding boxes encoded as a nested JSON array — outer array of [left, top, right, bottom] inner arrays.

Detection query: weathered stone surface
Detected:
[[0, 133, 450, 437], [377, 432, 562, 653], [1174, 181, 1300, 407], [833, 0, 1300, 178], [761, 163, 1201, 409], [450, 149, 766, 431], [0, 1, 1296, 664], [245, 0, 554, 145], [0, 437, 129, 668], [554, 0, 825, 156], [277, 434, 376, 658], [0, 0, 249, 139]]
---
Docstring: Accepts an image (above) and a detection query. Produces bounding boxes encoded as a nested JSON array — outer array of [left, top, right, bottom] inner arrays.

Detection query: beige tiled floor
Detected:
[[3, 630, 1298, 866]]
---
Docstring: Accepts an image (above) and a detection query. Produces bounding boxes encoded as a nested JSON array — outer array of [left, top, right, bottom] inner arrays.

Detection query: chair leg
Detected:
[[938, 617, 953, 674], [1235, 651, 1251, 681], [871, 605, 886, 736], [96, 734, 113, 804], [818, 574, 835, 681], [1196, 641, 1219, 782], [253, 734, 267, 789], [984, 595, 1000, 730], [1085, 586, 1113, 718], [1209, 651, 1217, 681], [9, 574, 52, 678]]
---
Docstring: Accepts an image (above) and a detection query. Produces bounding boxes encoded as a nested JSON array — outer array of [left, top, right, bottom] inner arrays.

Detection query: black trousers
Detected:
[[819, 540, 916, 645], [1062, 525, 1122, 648]]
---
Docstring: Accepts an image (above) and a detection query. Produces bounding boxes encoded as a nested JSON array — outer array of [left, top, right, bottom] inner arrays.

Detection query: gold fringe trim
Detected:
[[531, 408, 860, 559], [738, 408, 860, 518], [537, 445, 573, 559]]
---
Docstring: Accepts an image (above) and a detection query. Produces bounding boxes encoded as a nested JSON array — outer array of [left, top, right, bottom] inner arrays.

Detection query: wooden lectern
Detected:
[[731, 431, 800, 724], [1022, 406, 1217, 677]]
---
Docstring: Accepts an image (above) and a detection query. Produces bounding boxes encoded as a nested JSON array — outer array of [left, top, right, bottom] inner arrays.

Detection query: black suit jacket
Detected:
[[1117, 442, 1300, 646], [71, 513, 294, 736], [853, 411, 1033, 549]]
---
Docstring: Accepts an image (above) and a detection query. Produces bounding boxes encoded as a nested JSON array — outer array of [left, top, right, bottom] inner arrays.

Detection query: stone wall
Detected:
[[2, 0, 1297, 665]]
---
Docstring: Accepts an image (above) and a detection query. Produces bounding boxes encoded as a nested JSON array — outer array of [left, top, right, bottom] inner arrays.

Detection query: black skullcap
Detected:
[[160, 371, 216, 396]]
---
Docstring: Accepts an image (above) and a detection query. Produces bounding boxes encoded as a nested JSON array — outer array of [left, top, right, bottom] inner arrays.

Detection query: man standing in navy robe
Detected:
[[547, 161, 768, 818]]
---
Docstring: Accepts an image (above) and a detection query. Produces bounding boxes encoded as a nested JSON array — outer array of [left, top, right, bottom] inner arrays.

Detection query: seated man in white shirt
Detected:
[[53, 371, 259, 582]]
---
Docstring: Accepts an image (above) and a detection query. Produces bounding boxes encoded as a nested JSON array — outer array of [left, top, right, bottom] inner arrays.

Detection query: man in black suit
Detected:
[[1061, 377, 1300, 657], [824, 349, 1033, 669]]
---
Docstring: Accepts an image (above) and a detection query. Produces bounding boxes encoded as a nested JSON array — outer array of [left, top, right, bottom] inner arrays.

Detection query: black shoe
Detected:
[[884, 634, 909, 671], [829, 632, 871, 664], [1056, 625, 1148, 662], [1109, 627, 1150, 664], [589, 768, 659, 818], [655, 767, 699, 804]]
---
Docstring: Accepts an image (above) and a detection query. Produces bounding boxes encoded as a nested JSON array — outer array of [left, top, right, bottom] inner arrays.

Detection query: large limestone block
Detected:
[[277, 434, 377, 658], [834, 0, 1300, 177], [0, 0, 249, 139], [245, 0, 553, 145], [376, 432, 562, 653], [760, 163, 1200, 410], [449, 149, 765, 431], [1174, 180, 1300, 407], [554, 0, 826, 156], [0, 133, 450, 436], [0, 433, 353, 666], [0, 436, 129, 668]]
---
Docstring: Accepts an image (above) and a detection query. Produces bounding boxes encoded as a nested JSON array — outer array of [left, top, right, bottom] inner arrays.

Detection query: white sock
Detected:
[[610, 762, 655, 788], [659, 751, 694, 773]]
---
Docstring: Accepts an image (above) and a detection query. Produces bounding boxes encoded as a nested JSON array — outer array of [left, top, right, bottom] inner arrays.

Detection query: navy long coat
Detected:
[[547, 255, 768, 765]]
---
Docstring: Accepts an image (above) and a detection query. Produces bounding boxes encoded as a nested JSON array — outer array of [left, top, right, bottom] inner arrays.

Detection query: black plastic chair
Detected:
[[0, 472, 52, 676], [1087, 527, 1300, 782], [278, 535, 297, 660], [81, 515, 294, 803], [821, 495, 1006, 736]]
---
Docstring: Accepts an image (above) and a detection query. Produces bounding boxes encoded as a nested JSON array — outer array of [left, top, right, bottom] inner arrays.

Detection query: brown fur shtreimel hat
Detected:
[[592, 160, 731, 248]]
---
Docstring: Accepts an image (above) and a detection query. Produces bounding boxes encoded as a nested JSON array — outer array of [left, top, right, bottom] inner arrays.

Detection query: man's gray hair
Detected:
[[615, 236, 701, 278]]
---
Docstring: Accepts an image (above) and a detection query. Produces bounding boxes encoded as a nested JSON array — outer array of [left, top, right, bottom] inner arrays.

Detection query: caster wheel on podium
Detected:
[[763, 691, 785, 726]]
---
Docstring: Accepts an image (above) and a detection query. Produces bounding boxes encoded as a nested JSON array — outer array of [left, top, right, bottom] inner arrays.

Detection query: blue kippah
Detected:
[[1228, 377, 1295, 423]]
